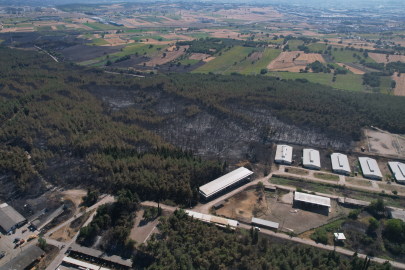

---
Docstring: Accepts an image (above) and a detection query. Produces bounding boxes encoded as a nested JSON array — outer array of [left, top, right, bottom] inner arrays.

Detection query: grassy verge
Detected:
[[314, 172, 340, 181], [346, 178, 372, 187], [285, 167, 309, 176]]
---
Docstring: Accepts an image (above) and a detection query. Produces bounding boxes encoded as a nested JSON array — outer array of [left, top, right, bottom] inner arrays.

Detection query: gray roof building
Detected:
[[0, 246, 44, 270], [0, 203, 26, 232]]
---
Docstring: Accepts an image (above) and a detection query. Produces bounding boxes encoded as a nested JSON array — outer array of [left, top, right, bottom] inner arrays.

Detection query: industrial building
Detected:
[[294, 192, 331, 210], [0, 203, 26, 233], [330, 153, 351, 175], [358, 157, 382, 180], [302, 149, 321, 170], [388, 161, 405, 183], [69, 244, 132, 269], [0, 246, 44, 270], [274, 145, 293, 164], [185, 210, 239, 228], [199, 167, 254, 200], [251, 217, 279, 230]]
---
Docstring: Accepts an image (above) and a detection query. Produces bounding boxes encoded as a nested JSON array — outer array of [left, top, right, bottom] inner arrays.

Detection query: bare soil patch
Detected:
[[204, 56, 215, 62], [392, 72, 405, 96], [189, 53, 211, 60], [216, 189, 267, 222], [295, 53, 325, 63], [248, 51, 264, 60], [339, 63, 366, 74], [366, 129, 398, 156]]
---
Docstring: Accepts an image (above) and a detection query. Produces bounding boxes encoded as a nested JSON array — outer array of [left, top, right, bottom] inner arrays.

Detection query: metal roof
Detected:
[[275, 145, 293, 163], [0, 204, 26, 232], [358, 157, 382, 179], [69, 244, 132, 267], [334, 233, 346, 240], [62, 257, 106, 270], [251, 217, 279, 229], [330, 153, 351, 174], [303, 149, 321, 169], [294, 192, 331, 207], [185, 210, 238, 228], [388, 161, 405, 182], [0, 246, 44, 270], [199, 167, 253, 198]]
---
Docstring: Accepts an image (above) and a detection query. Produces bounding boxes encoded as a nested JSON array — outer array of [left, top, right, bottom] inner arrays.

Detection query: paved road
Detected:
[[44, 195, 114, 270], [142, 201, 405, 269]]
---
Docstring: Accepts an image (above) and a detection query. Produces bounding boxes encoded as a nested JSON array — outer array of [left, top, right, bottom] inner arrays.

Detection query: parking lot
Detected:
[[0, 223, 39, 267]]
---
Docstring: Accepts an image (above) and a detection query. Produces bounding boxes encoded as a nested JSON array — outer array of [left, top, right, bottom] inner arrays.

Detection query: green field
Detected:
[[139, 16, 167, 23], [268, 38, 285, 44], [240, 48, 281, 75], [83, 22, 125, 30], [287, 40, 304, 51], [186, 33, 211, 39], [179, 59, 200, 65], [308, 43, 327, 52], [87, 38, 110, 46], [192, 46, 253, 74], [55, 25, 66, 30], [280, 72, 366, 92], [36, 26, 53, 31], [331, 48, 375, 63], [3, 24, 33, 28]]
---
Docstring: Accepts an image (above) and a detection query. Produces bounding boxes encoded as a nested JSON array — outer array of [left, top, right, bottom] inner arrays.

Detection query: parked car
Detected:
[[255, 227, 260, 231], [0, 251, 5, 259]]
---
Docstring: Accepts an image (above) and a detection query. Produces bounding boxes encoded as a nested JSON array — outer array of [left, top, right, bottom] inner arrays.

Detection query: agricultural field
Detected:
[[286, 40, 304, 51], [308, 43, 327, 52], [192, 46, 254, 74], [369, 53, 405, 64], [331, 49, 375, 63], [144, 45, 188, 66], [83, 22, 126, 31], [87, 38, 110, 46], [280, 72, 367, 92], [392, 72, 405, 96], [241, 48, 281, 74], [267, 51, 303, 70]]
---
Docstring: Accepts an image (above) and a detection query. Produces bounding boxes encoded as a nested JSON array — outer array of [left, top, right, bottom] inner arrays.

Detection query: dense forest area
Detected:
[[0, 47, 223, 201], [140, 209, 393, 270], [1, 46, 405, 198]]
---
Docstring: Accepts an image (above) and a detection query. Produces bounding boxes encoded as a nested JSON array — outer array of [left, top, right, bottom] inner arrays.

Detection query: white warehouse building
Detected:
[[330, 153, 351, 175], [302, 149, 321, 170], [358, 157, 382, 180], [275, 145, 293, 164], [388, 161, 405, 183], [199, 167, 254, 200]]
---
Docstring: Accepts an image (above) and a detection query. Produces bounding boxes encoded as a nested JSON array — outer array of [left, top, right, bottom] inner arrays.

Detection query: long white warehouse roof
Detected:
[[199, 167, 253, 198], [358, 157, 382, 179], [275, 145, 293, 163], [330, 153, 351, 173], [251, 217, 279, 229], [294, 192, 331, 207], [388, 161, 405, 182], [303, 149, 320, 168], [185, 210, 239, 227]]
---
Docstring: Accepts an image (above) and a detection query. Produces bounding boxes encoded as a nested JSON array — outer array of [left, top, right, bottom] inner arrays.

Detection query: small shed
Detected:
[[334, 233, 346, 242], [213, 200, 226, 210]]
